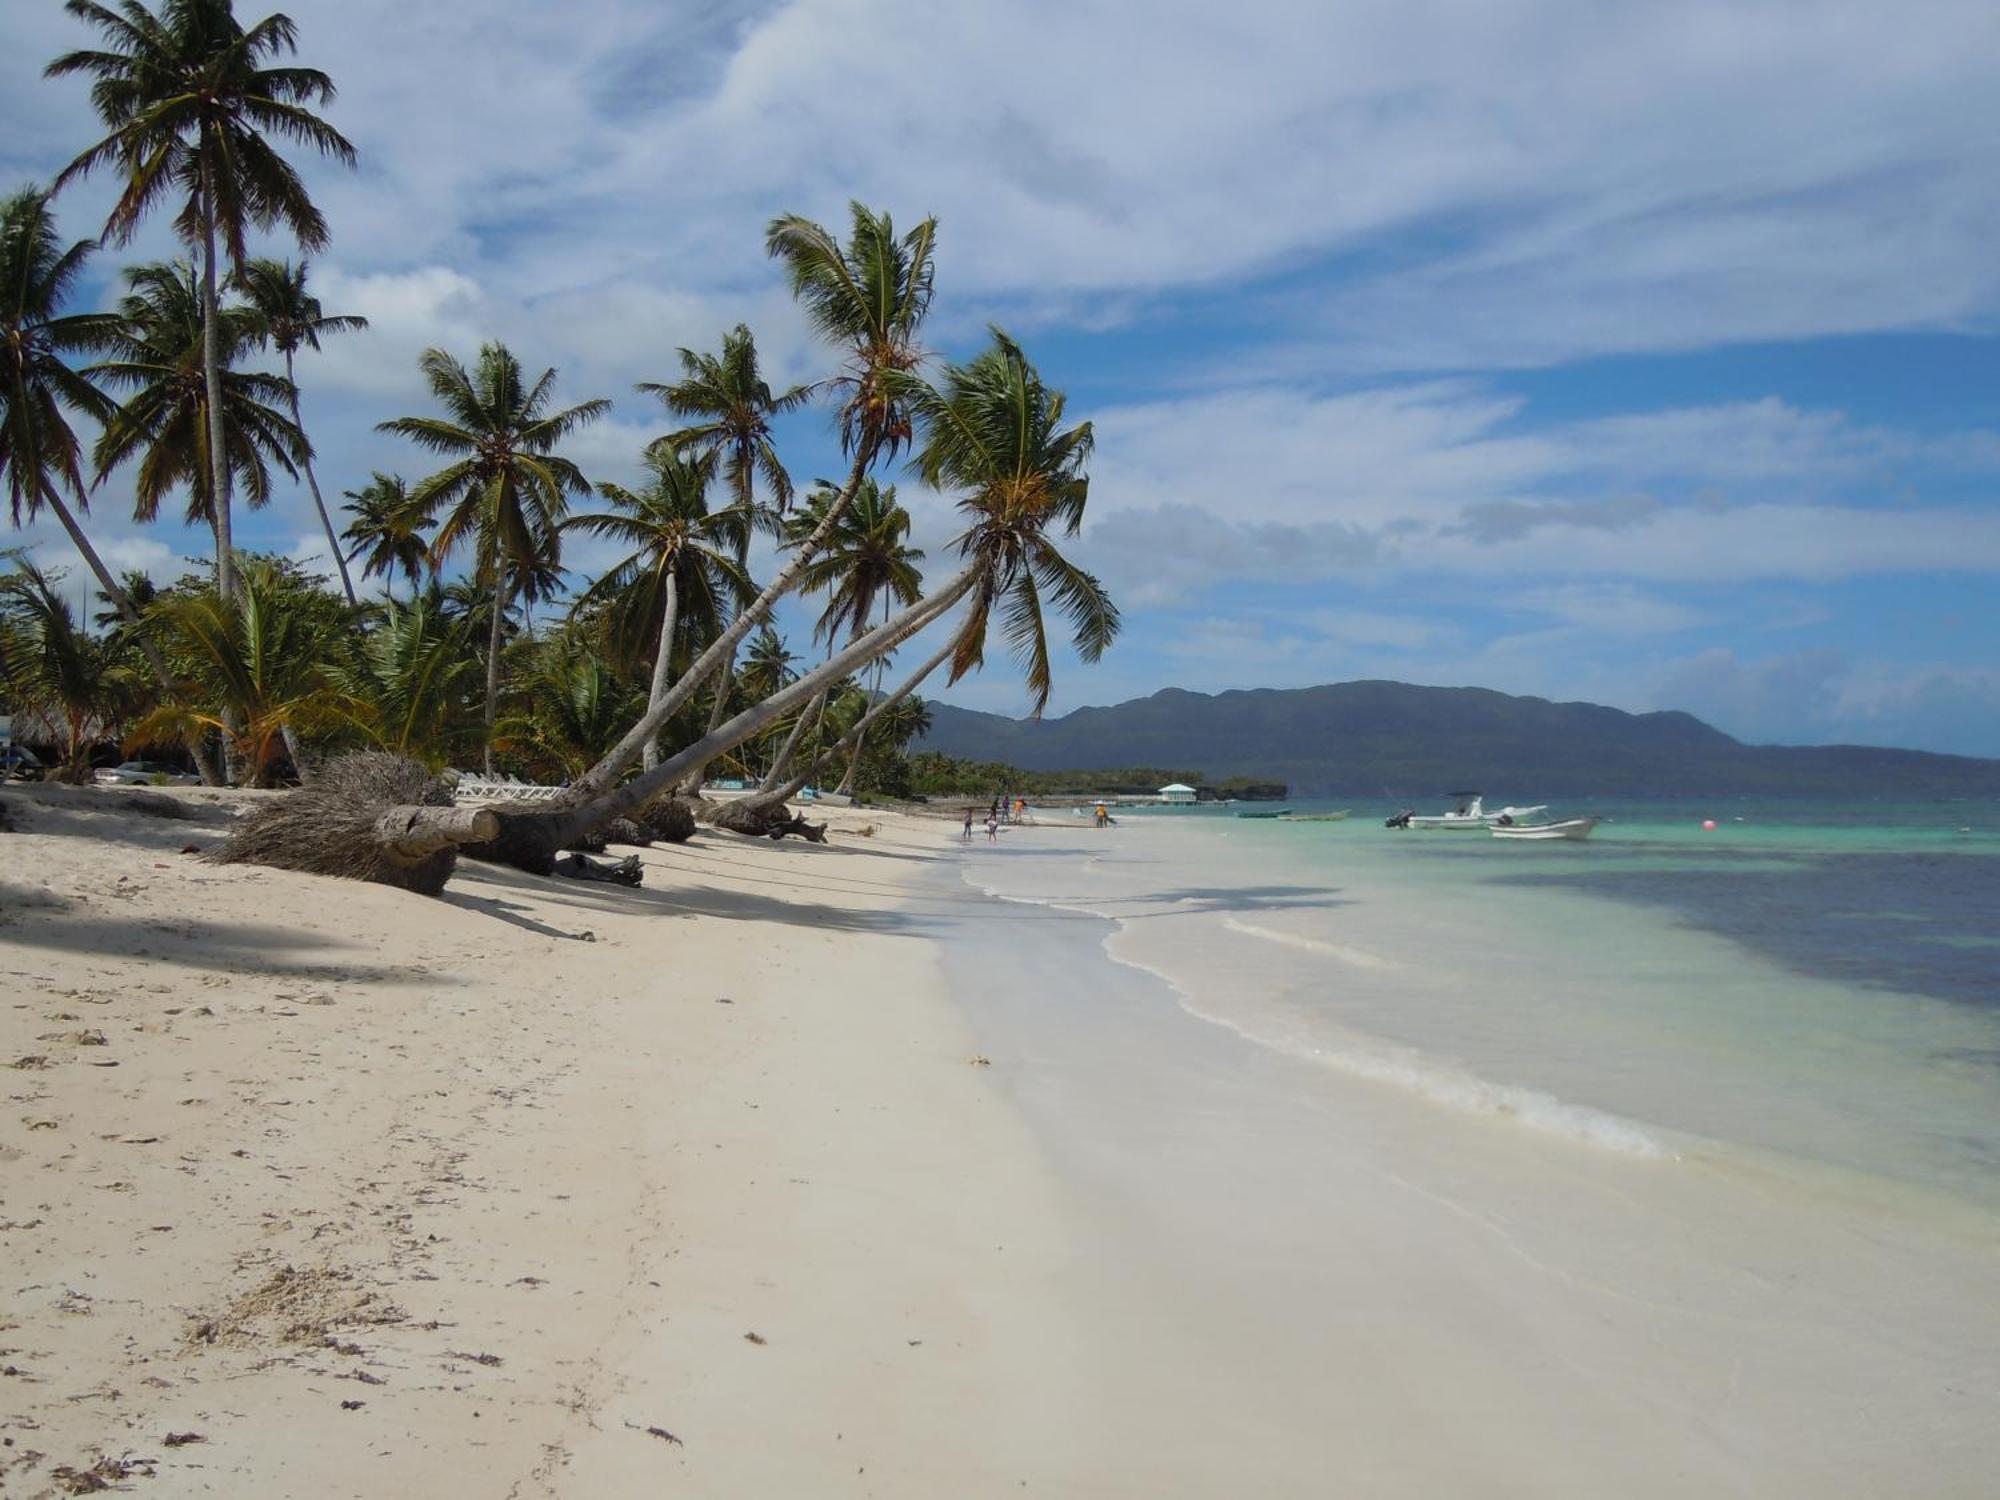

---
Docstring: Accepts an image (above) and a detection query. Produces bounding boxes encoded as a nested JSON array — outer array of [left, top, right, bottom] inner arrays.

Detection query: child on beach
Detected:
[[962, 807, 975, 840], [986, 813, 1000, 842]]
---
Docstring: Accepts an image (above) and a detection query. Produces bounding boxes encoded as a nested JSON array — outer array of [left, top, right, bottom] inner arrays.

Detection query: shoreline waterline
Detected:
[[930, 813, 2000, 1495]]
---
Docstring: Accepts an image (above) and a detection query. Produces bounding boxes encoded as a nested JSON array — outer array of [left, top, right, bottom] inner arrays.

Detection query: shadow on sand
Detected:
[[0, 882, 451, 986]]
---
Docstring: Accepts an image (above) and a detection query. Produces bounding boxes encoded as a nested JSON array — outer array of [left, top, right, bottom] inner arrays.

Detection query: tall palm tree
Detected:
[[47, 0, 357, 605], [562, 451, 753, 771], [641, 323, 812, 513], [340, 472, 426, 600], [377, 342, 607, 772], [237, 257, 366, 603], [0, 553, 146, 781], [0, 188, 176, 695], [502, 326, 1114, 858], [91, 259, 306, 537], [569, 203, 937, 800], [641, 323, 804, 789]]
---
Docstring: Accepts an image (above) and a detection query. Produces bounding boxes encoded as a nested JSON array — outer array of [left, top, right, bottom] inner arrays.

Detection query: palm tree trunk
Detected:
[[640, 570, 681, 773], [197, 151, 244, 787], [675, 641, 736, 795], [286, 351, 358, 606], [197, 151, 234, 606], [836, 595, 895, 796], [567, 440, 878, 801], [771, 629, 954, 807], [492, 563, 978, 860], [760, 689, 823, 791], [483, 571, 510, 776], [37, 480, 174, 692]]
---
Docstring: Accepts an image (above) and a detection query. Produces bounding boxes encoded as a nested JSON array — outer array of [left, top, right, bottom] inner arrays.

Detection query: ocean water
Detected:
[[962, 798, 2000, 1210]]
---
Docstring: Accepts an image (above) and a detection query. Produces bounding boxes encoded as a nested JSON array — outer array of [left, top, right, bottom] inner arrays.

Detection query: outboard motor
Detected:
[[1384, 809, 1413, 829]]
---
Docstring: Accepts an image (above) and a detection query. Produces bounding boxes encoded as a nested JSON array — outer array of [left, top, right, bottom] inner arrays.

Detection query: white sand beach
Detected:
[[1, 787, 1091, 1496], [6, 789, 1999, 1497]]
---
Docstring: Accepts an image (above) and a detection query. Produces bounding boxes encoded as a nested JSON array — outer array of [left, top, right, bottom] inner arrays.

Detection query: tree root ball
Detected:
[[209, 753, 462, 895], [710, 798, 827, 842], [640, 796, 697, 845]]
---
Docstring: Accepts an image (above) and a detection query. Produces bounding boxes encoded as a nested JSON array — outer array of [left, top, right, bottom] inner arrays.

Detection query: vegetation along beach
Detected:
[[4, 0, 1998, 1495]]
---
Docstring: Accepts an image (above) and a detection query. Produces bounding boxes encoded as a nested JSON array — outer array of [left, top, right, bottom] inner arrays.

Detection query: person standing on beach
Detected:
[[962, 807, 975, 840], [986, 812, 1000, 842]]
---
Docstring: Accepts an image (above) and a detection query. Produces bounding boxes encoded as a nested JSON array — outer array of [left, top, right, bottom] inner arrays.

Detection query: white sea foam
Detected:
[[956, 852, 1669, 1160], [1100, 933, 1669, 1159], [1221, 916, 1402, 970]]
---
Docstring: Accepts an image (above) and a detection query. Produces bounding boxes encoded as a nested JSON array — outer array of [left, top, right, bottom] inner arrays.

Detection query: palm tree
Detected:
[[324, 594, 480, 767], [237, 257, 367, 603], [738, 624, 796, 702], [496, 326, 1113, 860], [0, 553, 146, 780], [90, 259, 306, 538], [568, 203, 937, 800], [641, 323, 805, 790], [341, 473, 427, 600], [377, 342, 607, 773], [772, 477, 923, 791], [494, 628, 647, 783], [130, 555, 360, 785], [0, 188, 177, 696], [562, 451, 753, 771], [895, 328, 1117, 713], [641, 323, 812, 512], [47, 0, 357, 605]]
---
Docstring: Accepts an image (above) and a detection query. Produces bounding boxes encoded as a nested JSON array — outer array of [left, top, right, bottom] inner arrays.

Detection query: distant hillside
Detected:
[[913, 681, 2000, 797]]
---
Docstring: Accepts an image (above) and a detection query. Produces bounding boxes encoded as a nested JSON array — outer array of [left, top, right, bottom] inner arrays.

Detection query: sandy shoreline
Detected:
[[1, 786, 1087, 1497], [9, 790, 1998, 1497]]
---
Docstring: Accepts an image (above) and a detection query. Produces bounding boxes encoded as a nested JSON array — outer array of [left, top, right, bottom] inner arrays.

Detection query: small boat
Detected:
[[1490, 816, 1599, 842], [1280, 810, 1350, 822], [1236, 808, 1292, 819], [1403, 793, 1546, 830]]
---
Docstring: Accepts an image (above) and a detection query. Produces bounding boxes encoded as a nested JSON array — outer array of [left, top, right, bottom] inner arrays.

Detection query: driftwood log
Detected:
[[211, 754, 487, 895], [711, 798, 827, 842], [554, 852, 644, 886]]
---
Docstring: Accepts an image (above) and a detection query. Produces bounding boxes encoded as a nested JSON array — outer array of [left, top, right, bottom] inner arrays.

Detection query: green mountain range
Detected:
[[913, 681, 2000, 797]]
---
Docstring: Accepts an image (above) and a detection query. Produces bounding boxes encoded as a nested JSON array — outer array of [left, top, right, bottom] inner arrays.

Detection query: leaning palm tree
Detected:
[[0, 188, 178, 695], [0, 553, 147, 781], [377, 342, 608, 772], [566, 204, 937, 801], [562, 451, 753, 771], [475, 326, 1114, 864], [47, 0, 357, 605], [237, 257, 366, 602], [91, 259, 306, 540], [341, 473, 427, 600]]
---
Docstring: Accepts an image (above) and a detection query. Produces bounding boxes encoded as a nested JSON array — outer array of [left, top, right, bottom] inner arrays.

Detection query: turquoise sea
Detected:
[[977, 797, 2000, 1209]]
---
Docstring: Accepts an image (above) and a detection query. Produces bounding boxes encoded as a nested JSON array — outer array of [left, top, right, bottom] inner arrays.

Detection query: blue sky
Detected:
[[4, 0, 1998, 754]]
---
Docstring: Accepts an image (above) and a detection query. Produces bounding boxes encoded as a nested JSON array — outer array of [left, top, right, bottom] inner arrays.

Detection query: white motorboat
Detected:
[[1490, 816, 1600, 842], [1402, 793, 1546, 830]]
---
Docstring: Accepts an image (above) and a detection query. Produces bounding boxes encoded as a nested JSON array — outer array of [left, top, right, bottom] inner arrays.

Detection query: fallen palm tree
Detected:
[[210, 753, 494, 895]]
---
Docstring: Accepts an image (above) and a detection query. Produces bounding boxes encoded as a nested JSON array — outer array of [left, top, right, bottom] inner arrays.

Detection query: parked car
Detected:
[[1, 744, 44, 781], [95, 759, 199, 787]]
